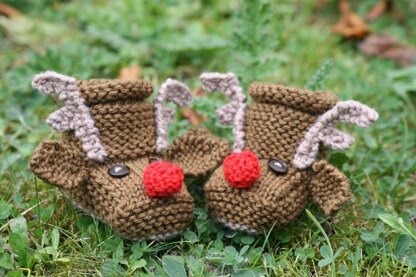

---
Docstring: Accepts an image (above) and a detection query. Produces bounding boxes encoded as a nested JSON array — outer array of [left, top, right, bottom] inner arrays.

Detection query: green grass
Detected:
[[1, 0, 415, 275]]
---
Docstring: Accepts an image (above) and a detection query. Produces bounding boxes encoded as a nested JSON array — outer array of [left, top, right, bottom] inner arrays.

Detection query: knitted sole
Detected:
[[216, 218, 259, 234], [150, 231, 182, 241]]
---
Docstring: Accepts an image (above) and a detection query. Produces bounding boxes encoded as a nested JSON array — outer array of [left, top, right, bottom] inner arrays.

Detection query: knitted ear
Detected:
[[32, 71, 107, 162], [200, 72, 246, 152], [29, 140, 87, 189], [166, 128, 230, 177], [154, 79, 193, 153], [309, 160, 351, 216], [293, 100, 378, 169]]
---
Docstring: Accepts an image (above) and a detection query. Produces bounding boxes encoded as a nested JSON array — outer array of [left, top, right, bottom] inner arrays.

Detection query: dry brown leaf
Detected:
[[365, 0, 389, 21], [333, 0, 370, 39], [316, 0, 328, 10], [182, 107, 206, 126], [359, 33, 416, 66], [118, 64, 142, 80], [391, 9, 405, 22], [0, 3, 21, 17], [365, 0, 403, 21], [193, 87, 205, 97]]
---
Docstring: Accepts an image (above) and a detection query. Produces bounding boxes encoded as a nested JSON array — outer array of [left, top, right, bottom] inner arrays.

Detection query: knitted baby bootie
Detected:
[[29, 71, 228, 240], [200, 72, 378, 234]]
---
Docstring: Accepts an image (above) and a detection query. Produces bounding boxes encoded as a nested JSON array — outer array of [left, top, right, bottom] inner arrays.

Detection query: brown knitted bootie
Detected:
[[200, 72, 378, 234], [29, 71, 229, 240]]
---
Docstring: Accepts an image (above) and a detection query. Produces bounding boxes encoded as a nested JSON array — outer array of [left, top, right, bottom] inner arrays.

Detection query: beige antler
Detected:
[[293, 100, 378, 169], [200, 72, 246, 152], [154, 79, 193, 153], [32, 71, 107, 162]]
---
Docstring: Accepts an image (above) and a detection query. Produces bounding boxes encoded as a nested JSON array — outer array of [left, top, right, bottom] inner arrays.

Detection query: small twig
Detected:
[[0, 199, 47, 232]]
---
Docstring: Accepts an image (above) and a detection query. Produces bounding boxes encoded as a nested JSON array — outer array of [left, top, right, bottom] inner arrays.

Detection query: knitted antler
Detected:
[[32, 71, 107, 161], [293, 100, 379, 169], [200, 72, 247, 152], [154, 79, 192, 153]]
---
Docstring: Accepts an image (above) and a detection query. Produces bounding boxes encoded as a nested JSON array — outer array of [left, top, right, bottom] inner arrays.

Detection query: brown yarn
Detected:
[[64, 158, 194, 239], [249, 82, 338, 114], [205, 161, 309, 232], [245, 103, 318, 163], [60, 102, 157, 162], [30, 78, 227, 240], [30, 140, 87, 189], [205, 83, 351, 233], [88, 101, 157, 161], [78, 79, 153, 104], [310, 160, 351, 216], [167, 128, 230, 177]]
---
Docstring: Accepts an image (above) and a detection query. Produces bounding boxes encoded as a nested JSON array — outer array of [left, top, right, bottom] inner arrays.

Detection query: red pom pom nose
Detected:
[[223, 150, 261, 189], [143, 161, 184, 197]]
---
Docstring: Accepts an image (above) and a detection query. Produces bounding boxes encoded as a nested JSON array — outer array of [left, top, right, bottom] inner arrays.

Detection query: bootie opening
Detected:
[[223, 150, 261, 189], [143, 161, 184, 197]]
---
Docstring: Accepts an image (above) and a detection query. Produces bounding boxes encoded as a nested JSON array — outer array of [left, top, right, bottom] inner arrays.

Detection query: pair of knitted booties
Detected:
[[30, 71, 378, 240]]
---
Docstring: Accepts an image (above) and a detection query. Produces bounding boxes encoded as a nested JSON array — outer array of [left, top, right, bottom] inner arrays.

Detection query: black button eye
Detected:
[[108, 164, 129, 178], [268, 159, 288, 174]]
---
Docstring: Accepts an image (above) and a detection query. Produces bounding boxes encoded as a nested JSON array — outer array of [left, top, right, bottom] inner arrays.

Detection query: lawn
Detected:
[[0, 0, 415, 276]]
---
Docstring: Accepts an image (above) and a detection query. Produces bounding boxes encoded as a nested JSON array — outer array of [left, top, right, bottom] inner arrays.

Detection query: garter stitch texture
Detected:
[[204, 79, 378, 234], [166, 128, 230, 177], [30, 71, 229, 240]]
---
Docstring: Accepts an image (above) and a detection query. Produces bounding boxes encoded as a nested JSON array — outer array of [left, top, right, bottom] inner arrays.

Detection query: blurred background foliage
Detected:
[[0, 0, 415, 275]]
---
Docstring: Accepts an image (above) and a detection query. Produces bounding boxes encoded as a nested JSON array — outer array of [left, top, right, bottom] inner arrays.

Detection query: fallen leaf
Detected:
[[182, 107, 205, 125], [365, 0, 404, 22], [391, 10, 405, 22], [316, 0, 328, 10], [193, 87, 205, 97], [118, 64, 142, 80], [365, 0, 390, 21], [359, 33, 397, 54], [0, 3, 21, 17], [359, 33, 416, 66], [333, 0, 370, 39]]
